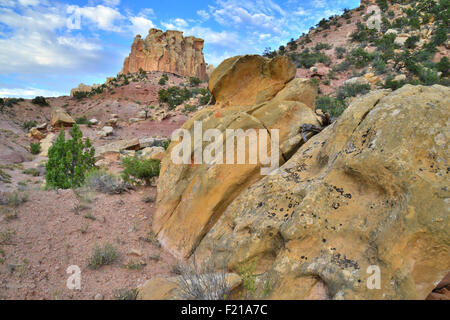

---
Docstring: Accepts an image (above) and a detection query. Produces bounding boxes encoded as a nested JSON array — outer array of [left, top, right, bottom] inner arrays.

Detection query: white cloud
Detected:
[[18, 0, 40, 6], [197, 10, 210, 20], [312, 0, 326, 8], [0, 87, 65, 98], [102, 0, 120, 7], [130, 16, 155, 36], [77, 5, 124, 32], [294, 7, 309, 15], [0, 6, 109, 75], [161, 18, 188, 30]]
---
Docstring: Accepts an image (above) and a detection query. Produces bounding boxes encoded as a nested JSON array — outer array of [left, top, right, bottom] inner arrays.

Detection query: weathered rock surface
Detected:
[[153, 55, 320, 259], [193, 84, 450, 300], [208, 55, 297, 108], [70, 83, 100, 97], [50, 107, 75, 128], [122, 28, 207, 81]]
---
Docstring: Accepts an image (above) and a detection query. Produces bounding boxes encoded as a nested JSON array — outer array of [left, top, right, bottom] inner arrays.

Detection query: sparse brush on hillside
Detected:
[[189, 77, 201, 87], [22, 120, 37, 131], [30, 142, 41, 155], [158, 73, 169, 85], [316, 95, 347, 118], [46, 124, 95, 189], [177, 256, 231, 300], [336, 83, 371, 101], [31, 96, 48, 106], [88, 243, 119, 269], [158, 86, 192, 110], [121, 156, 160, 186], [84, 170, 133, 194]]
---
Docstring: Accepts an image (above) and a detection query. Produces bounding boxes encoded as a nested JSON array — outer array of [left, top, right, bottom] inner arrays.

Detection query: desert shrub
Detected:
[[22, 120, 37, 131], [46, 124, 95, 189], [88, 243, 119, 269], [262, 47, 277, 58], [373, 57, 386, 74], [433, 25, 448, 46], [348, 47, 375, 68], [350, 22, 377, 43], [121, 156, 160, 186], [162, 139, 171, 150], [239, 259, 257, 298], [3, 191, 28, 207], [189, 77, 201, 87], [418, 67, 440, 85], [335, 46, 346, 59], [31, 96, 48, 106], [287, 38, 298, 50], [333, 59, 353, 72], [316, 18, 331, 29], [30, 142, 41, 155], [198, 88, 212, 105], [84, 170, 132, 194], [336, 83, 371, 100], [383, 76, 406, 90], [114, 288, 137, 300], [376, 0, 388, 11], [288, 49, 331, 68], [22, 168, 40, 176], [158, 74, 168, 86], [0, 98, 3, 105], [75, 116, 88, 125], [392, 17, 408, 29], [0, 169, 11, 184], [177, 258, 230, 300], [183, 104, 197, 112], [436, 56, 450, 76], [315, 95, 346, 118], [314, 42, 332, 51], [72, 91, 88, 100], [405, 35, 420, 49], [158, 86, 191, 110]]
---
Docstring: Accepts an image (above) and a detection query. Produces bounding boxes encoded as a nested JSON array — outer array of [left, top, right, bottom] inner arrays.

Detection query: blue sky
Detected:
[[0, 0, 360, 98]]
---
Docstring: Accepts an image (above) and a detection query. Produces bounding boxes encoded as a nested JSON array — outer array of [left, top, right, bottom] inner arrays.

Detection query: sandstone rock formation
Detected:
[[70, 83, 100, 97], [50, 107, 75, 128], [153, 55, 321, 259], [122, 28, 207, 81], [193, 84, 450, 300], [153, 52, 449, 299]]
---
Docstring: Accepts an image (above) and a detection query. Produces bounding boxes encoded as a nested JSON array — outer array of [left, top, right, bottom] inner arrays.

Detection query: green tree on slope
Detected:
[[46, 124, 95, 189]]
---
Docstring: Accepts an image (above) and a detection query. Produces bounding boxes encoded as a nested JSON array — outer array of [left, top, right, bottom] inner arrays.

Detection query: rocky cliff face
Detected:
[[148, 54, 450, 300], [122, 28, 207, 81]]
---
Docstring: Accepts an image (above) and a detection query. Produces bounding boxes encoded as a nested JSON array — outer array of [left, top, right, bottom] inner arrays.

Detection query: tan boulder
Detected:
[[208, 55, 296, 108], [39, 133, 55, 157], [29, 128, 46, 140], [140, 146, 165, 161], [153, 55, 319, 259], [50, 107, 75, 127], [94, 138, 140, 160], [193, 85, 450, 300]]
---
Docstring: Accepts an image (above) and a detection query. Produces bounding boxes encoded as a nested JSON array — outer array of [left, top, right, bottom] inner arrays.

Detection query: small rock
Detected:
[[128, 249, 143, 257], [89, 118, 98, 125], [94, 293, 104, 300]]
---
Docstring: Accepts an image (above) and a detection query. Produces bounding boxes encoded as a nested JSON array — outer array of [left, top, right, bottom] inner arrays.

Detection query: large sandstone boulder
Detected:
[[193, 85, 450, 300], [122, 28, 207, 81], [50, 107, 75, 128], [209, 55, 297, 108], [153, 55, 320, 259]]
